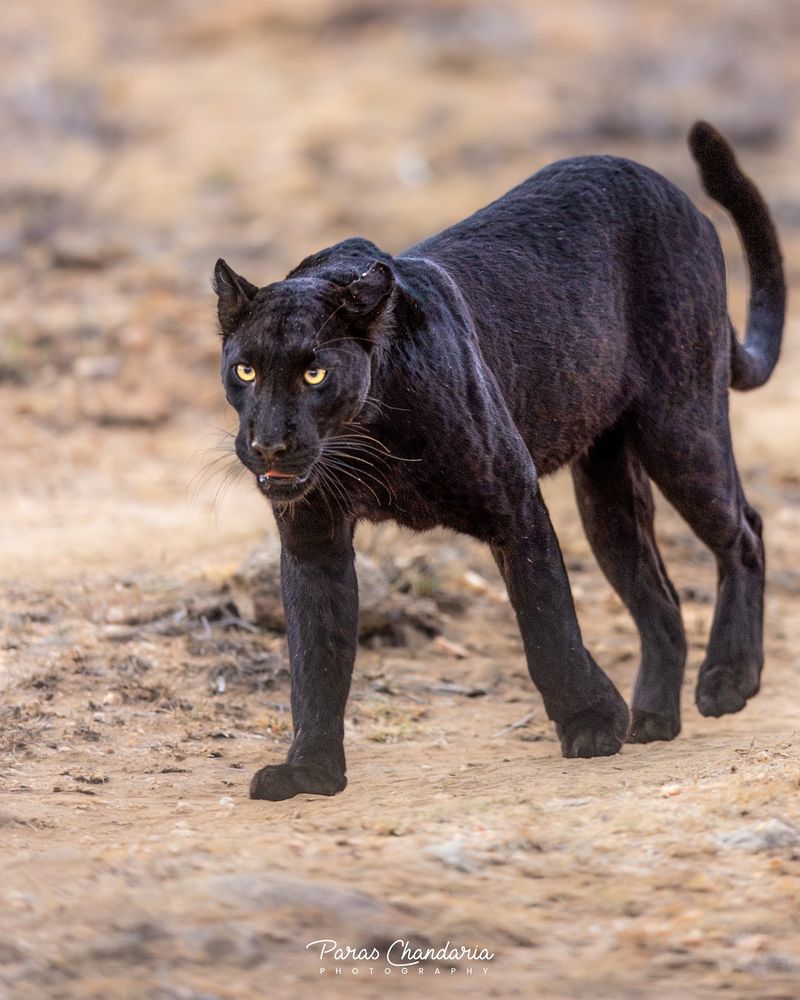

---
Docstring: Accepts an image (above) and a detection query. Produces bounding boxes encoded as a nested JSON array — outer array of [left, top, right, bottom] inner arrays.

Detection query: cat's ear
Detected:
[[342, 261, 395, 318], [213, 258, 258, 336]]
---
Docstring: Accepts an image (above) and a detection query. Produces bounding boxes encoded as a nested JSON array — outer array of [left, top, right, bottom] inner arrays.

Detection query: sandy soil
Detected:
[[1, 2, 800, 998]]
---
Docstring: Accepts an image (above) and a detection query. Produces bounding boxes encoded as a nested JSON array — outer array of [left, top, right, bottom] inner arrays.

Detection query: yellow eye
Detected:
[[235, 364, 256, 383], [303, 367, 328, 386]]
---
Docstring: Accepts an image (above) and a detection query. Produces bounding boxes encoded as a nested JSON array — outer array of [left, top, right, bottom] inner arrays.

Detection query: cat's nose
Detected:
[[251, 438, 288, 464]]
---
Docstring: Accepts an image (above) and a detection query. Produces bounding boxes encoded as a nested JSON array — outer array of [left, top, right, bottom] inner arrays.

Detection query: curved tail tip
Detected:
[[688, 120, 737, 170]]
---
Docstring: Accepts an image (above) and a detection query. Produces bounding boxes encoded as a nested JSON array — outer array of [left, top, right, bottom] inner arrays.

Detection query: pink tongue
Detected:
[[266, 470, 294, 479]]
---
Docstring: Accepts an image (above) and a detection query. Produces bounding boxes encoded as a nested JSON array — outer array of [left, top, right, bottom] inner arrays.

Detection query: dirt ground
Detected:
[[1, 2, 800, 998]]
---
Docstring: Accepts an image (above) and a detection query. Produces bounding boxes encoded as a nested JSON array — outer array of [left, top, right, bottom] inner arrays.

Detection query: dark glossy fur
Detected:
[[214, 122, 785, 801]]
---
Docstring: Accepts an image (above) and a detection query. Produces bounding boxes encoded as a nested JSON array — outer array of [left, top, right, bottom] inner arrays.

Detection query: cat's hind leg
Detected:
[[634, 397, 765, 718]]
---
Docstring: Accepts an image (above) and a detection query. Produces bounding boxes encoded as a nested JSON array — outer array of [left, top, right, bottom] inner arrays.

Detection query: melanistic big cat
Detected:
[[214, 122, 784, 801]]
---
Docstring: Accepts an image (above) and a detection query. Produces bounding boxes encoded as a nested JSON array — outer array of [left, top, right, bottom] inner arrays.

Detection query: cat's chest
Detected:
[[337, 464, 497, 540], [335, 473, 443, 532]]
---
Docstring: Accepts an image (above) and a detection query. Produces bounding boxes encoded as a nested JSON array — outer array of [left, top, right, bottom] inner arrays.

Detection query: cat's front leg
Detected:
[[491, 484, 630, 757], [249, 509, 357, 801]]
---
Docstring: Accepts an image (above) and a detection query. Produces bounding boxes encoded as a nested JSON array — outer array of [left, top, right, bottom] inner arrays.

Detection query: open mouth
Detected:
[[256, 468, 313, 500]]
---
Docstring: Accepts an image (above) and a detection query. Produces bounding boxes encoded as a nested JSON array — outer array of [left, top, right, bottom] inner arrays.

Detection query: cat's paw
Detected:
[[249, 762, 347, 801], [695, 660, 761, 717], [628, 709, 681, 743], [556, 697, 630, 758]]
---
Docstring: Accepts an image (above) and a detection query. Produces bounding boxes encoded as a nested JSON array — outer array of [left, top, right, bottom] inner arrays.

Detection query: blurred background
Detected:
[[1, 0, 798, 577], [2, 4, 800, 998]]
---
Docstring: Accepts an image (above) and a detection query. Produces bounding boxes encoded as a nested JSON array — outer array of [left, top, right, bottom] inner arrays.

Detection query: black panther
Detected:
[[213, 122, 784, 801]]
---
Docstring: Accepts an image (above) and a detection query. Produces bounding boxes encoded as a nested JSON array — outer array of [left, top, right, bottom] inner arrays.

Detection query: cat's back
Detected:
[[406, 153, 704, 274], [396, 154, 714, 475]]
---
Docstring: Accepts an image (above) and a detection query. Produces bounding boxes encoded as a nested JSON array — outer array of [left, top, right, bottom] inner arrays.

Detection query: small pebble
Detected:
[[432, 635, 469, 658]]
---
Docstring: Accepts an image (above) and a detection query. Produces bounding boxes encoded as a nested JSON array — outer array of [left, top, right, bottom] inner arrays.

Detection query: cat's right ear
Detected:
[[213, 259, 258, 336]]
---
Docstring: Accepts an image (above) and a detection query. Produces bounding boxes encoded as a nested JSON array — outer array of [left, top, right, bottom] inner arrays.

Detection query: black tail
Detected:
[[688, 121, 785, 391]]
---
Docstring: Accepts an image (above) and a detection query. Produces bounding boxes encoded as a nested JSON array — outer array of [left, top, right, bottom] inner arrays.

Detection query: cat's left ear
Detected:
[[342, 261, 395, 320], [213, 258, 258, 336]]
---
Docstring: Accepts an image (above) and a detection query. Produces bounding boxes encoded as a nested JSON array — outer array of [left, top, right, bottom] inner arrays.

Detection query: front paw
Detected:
[[695, 659, 761, 717], [556, 696, 630, 758], [628, 709, 681, 743], [249, 762, 347, 801]]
